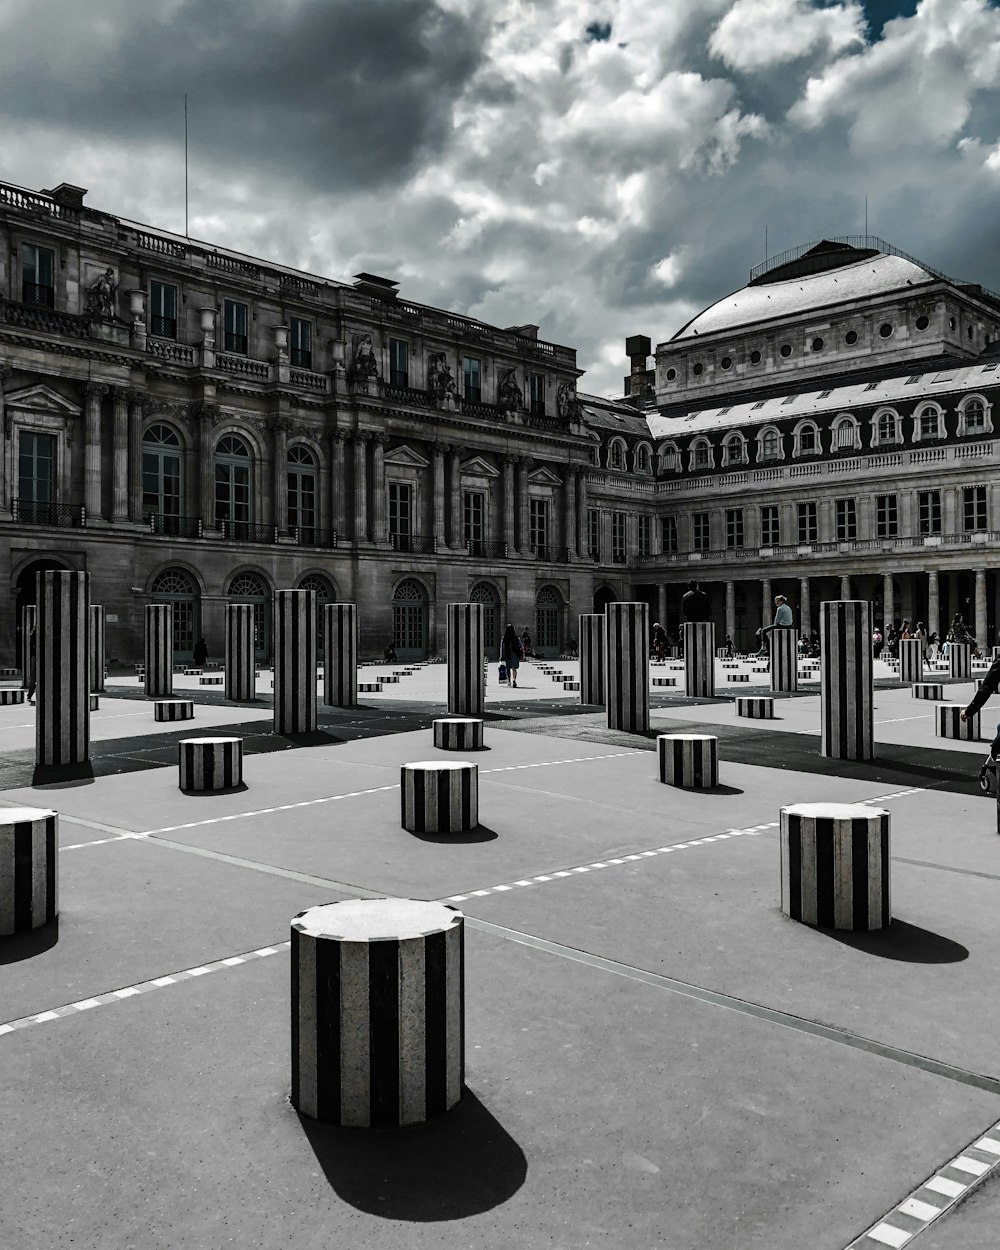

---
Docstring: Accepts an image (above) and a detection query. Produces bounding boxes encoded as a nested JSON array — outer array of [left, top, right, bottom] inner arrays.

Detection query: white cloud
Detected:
[[709, 0, 865, 73]]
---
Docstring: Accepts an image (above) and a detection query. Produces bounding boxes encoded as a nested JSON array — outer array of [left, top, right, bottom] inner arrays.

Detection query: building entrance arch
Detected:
[[535, 585, 564, 656], [392, 579, 428, 660], [593, 585, 616, 614]]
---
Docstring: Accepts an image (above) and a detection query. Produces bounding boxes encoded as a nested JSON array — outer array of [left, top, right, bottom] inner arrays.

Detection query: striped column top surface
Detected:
[[0, 806, 56, 824], [293, 897, 463, 941], [403, 760, 475, 772], [783, 802, 888, 821], [181, 736, 240, 747]]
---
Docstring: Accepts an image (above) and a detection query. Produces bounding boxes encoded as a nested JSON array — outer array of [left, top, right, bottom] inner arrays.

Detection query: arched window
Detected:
[[690, 438, 713, 471], [959, 394, 992, 437], [757, 427, 783, 462], [832, 415, 859, 451], [609, 439, 625, 470], [794, 421, 820, 456], [392, 578, 428, 658], [470, 581, 500, 652], [215, 433, 253, 533], [228, 571, 271, 657], [151, 567, 198, 660], [142, 424, 184, 529], [658, 442, 681, 473], [634, 443, 650, 474], [873, 409, 899, 446], [287, 444, 318, 541], [298, 573, 334, 650], [722, 433, 746, 467], [535, 585, 563, 653], [916, 405, 942, 440]]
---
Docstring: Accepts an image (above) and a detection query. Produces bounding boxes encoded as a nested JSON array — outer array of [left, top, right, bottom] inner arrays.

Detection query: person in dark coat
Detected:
[[499, 622, 523, 688], [681, 580, 711, 622], [962, 655, 1000, 782], [192, 636, 208, 667], [26, 627, 37, 704]]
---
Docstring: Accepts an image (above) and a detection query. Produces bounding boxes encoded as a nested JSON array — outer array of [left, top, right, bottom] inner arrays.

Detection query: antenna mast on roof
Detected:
[[184, 94, 189, 238], [764, 223, 768, 263], [865, 195, 868, 238]]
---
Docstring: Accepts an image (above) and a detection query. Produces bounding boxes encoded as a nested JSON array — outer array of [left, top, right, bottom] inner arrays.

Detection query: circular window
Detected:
[[779, 344, 792, 358], [666, 368, 676, 381], [692, 362, 703, 376], [879, 323, 893, 338], [750, 349, 762, 365], [915, 315, 929, 331], [811, 337, 823, 352], [845, 330, 858, 345], [721, 356, 732, 370]]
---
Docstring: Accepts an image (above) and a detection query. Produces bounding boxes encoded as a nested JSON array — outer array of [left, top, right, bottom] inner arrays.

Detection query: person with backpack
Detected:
[[499, 622, 523, 689]]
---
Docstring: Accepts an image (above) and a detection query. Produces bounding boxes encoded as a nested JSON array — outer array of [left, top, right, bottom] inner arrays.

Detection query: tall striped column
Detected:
[[20, 604, 36, 688], [274, 588, 318, 735], [323, 602, 357, 707], [144, 604, 173, 698], [291, 898, 464, 1126], [0, 807, 58, 934], [899, 638, 923, 684], [90, 604, 106, 693], [447, 602, 484, 717], [36, 569, 90, 768], [780, 803, 890, 930], [683, 621, 715, 698], [950, 642, 972, 680], [578, 613, 606, 705], [606, 602, 649, 733], [225, 603, 256, 701], [769, 629, 798, 693], [820, 600, 874, 760]]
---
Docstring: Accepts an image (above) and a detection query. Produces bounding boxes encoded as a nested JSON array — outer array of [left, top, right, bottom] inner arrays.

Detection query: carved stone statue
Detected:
[[427, 352, 456, 400], [349, 332, 379, 380], [497, 367, 523, 411], [556, 382, 577, 420], [85, 267, 118, 319]]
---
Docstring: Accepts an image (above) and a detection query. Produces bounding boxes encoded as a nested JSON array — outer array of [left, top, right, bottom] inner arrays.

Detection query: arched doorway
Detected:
[[392, 578, 428, 660], [13, 556, 68, 678], [151, 568, 200, 662], [469, 581, 500, 654], [297, 573, 335, 652], [227, 571, 272, 659], [593, 585, 616, 614], [535, 585, 563, 656]]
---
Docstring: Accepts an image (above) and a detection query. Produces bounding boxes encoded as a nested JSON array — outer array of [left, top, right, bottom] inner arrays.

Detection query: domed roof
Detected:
[[671, 247, 937, 343]]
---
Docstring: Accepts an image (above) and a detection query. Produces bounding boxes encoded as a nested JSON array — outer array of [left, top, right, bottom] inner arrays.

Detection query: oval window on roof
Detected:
[[666, 367, 676, 381], [721, 356, 732, 370], [811, 337, 823, 352], [845, 330, 858, 345], [750, 349, 762, 364], [879, 323, 893, 338], [779, 344, 792, 358], [915, 315, 929, 331], [692, 362, 704, 375]]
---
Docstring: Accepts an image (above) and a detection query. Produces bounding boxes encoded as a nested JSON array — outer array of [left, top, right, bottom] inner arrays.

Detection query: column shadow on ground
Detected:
[[31, 762, 95, 788], [406, 823, 500, 844], [820, 918, 969, 964], [299, 1087, 527, 1220], [0, 919, 58, 964]]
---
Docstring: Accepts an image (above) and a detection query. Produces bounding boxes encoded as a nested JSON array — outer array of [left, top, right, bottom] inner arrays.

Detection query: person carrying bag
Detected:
[[499, 622, 523, 689]]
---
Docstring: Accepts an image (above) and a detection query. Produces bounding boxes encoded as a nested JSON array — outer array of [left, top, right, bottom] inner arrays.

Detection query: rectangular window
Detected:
[[797, 501, 817, 544], [692, 511, 710, 552], [587, 508, 601, 560], [725, 508, 744, 549], [638, 514, 651, 558], [611, 511, 627, 563], [760, 504, 780, 547], [150, 280, 177, 339], [918, 489, 942, 535], [389, 338, 409, 387], [388, 482, 412, 550], [18, 431, 55, 516], [835, 498, 857, 541], [223, 299, 248, 354], [876, 494, 898, 538], [463, 356, 481, 403], [290, 316, 312, 369], [963, 485, 987, 532], [464, 490, 486, 554], [529, 372, 545, 417], [919, 410, 939, 439], [21, 243, 55, 307], [530, 498, 549, 557], [661, 515, 678, 554]]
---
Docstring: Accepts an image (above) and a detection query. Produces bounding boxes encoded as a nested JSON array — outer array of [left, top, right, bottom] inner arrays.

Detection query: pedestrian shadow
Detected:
[[0, 918, 58, 963], [820, 918, 968, 964], [298, 1087, 527, 1220], [407, 823, 500, 844]]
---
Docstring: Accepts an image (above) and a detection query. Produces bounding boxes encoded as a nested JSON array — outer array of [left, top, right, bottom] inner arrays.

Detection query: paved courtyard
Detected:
[[2, 657, 1000, 1249]]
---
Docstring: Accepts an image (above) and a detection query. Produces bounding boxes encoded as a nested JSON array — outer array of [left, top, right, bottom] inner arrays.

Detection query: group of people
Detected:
[[873, 614, 980, 661]]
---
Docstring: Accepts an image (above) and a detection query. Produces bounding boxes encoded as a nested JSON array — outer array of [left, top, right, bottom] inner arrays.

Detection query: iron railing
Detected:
[[290, 348, 312, 369], [1, 298, 90, 338], [146, 513, 203, 539], [150, 315, 176, 339], [219, 520, 278, 544], [390, 533, 437, 554], [466, 538, 508, 559], [21, 282, 54, 308], [13, 498, 86, 527], [288, 526, 338, 548]]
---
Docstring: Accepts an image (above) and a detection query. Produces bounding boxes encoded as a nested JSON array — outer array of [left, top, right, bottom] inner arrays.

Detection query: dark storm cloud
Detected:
[[0, 0, 483, 192]]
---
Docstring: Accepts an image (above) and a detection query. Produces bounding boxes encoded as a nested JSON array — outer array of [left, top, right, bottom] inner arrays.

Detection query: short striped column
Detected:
[[657, 734, 718, 789], [820, 601, 874, 761], [90, 604, 106, 693], [1, 689, 25, 706], [401, 761, 478, 834], [144, 604, 173, 698], [89, 695, 99, 711], [737, 696, 774, 719], [899, 639, 923, 684], [291, 898, 464, 1126], [36, 569, 90, 769], [578, 613, 606, 705], [273, 589, 318, 735], [20, 604, 36, 689], [780, 803, 890, 930], [179, 737, 243, 792], [769, 629, 798, 693], [225, 603, 256, 701], [683, 621, 715, 698], [447, 603, 484, 717], [912, 683, 943, 700], [155, 700, 194, 722], [323, 603, 358, 707], [949, 643, 972, 680], [433, 718, 484, 751], [937, 705, 980, 741], [0, 808, 58, 935], [606, 602, 649, 733]]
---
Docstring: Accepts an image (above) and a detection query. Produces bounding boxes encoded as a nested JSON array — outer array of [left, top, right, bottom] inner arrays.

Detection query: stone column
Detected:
[[111, 389, 129, 522], [606, 602, 649, 733], [927, 570, 940, 640], [518, 457, 531, 556], [578, 613, 606, 705], [330, 432, 347, 539], [447, 602, 485, 716], [198, 405, 216, 526], [274, 589, 318, 735], [975, 568, 988, 650], [353, 432, 369, 542], [799, 577, 811, 639], [882, 572, 894, 629], [373, 434, 388, 545], [760, 578, 771, 633], [323, 602, 357, 707], [225, 603, 256, 701], [565, 469, 577, 559], [36, 569, 90, 769], [657, 584, 667, 629], [128, 391, 145, 522], [448, 446, 463, 550], [90, 605, 105, 693], [144, 604, 173, 698], [839, 574, 851, 600], [577, 471, 588, 557], [820, 600, 874, 761], [502, 456, 516, 556], [84, 382, 107, 521], [0, 366, 12, 513], [725, 581, 736, 643], [271, 417, 289, 535], [432, 443, 447, 551]]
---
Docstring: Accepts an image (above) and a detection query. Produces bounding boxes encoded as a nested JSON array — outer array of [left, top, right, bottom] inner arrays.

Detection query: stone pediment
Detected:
[[5, 384, 82, 417], [528, 464, 562, 486], [461, 455, 499, 479], [383, 443, 429, 469]]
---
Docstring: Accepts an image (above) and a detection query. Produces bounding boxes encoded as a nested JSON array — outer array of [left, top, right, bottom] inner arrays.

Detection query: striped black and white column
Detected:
[[657, 734, 718, 789], [769, 629, 798, 693], [401, 761, 478, 834], [780, 802, 890, 930], [36, 569, 90, 769], [0, 807, 58, 934], [820, 600, 874, 761], [912, 683, 943, 700], [20, 604, 36, 689], [949, 642, 972, 680], [225, 603, 256, 701], [899, 638, 923, 685], [737, 696, 774, 719], [291, 898, 464, 1127], [433, 718, 484, 751], [179, 737, 243, 792], [274, 589, 318, 735], [144, 604, 173, 698], [155, 700, 194, 722], [447, 602, 484, 717], [606, 602, 649, 733], [683, 621, 715, 698], [90, 604, 106, 693], [323, 602, 358, 708], [578, 613, 606, 705], [937, 706, 980, 741]]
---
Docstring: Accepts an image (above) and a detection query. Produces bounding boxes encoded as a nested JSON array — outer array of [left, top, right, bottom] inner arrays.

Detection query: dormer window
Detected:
[[832, 415, 859, 451], [722, 433, 747, 466], [690, 438, 713, 471], [634, 443, 650, 473], [608, 439, 625, 470], [958, 394, 993, 437], [658, 442, 681, 473], [794, 421, 821, 457], [873, 409, 899, 446], [758, 427, 783, 462], [916, 404, 943, 441]]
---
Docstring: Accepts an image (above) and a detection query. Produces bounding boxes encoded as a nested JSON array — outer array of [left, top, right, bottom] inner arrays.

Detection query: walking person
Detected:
[[26, 626, 37, 704], [499, 622, 523, 689], [681, 580, 711, 622], [193, 635, 208, 667]]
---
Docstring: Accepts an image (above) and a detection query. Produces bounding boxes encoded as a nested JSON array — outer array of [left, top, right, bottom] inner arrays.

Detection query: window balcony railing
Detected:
[[217, 352, 268, 379], [529, 401, 546, 418], [290, 348, 312, 369], [460, 396, 502, 420], [465, 538, 508, 559], [150, 315, 176, 339], [22, 282, 54, 308], [288, 526, 337, 549], [610, 549, 628, 565], [13, 498, 86, 527], [146, 513, 203, 539], [1, 297, 90, 338], [390, 533, 437, 554], [379, 379, 432, 408], [218, 520, 279, 544], [223, 332, 248, 355]]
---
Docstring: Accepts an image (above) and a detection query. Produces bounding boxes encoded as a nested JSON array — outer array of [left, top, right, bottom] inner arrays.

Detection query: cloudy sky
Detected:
[[1, 0, 999, 395]]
